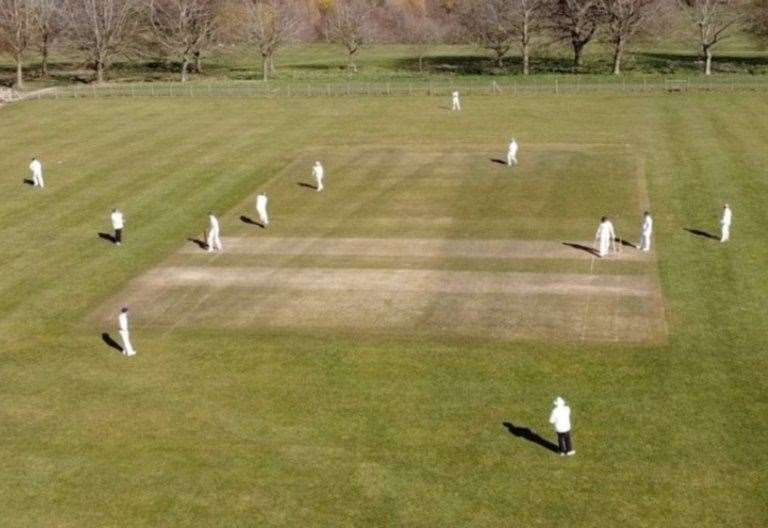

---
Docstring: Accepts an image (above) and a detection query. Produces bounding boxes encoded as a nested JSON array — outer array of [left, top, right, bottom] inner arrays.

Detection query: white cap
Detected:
[[553, 396, 565, 406]]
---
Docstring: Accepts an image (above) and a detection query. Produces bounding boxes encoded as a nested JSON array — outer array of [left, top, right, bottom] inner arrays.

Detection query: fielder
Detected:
[[451, 90, 461, 111], [313, 161, 324, 192], [206, 212, 223, 253], [29, 157, 44, 188], [110, 208, 124, 245], [507, 139, 519, 166], [595, 216, 617, 258], [256, 193, 269, 226], [639, 211, 653, 252], [118, 307, 136, 357], [549, 397, 575, 456], [720, 204, 732, 243]]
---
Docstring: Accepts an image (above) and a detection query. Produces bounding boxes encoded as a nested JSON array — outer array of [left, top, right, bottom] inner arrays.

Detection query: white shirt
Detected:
[[549, 404, 572, 433], [111, 211, 124, 230], [313, 164, 324, 179], [209, 215, 220, 232], [118, 312, 129, 332], [642, 215, 653, 235], [596, 221, 616, 241], [508, 141, 518, 155], [256, 195, 268, 209], [452, 91, 459, 100], [721, 208, 732, 226], [29, 159, 42, 175]]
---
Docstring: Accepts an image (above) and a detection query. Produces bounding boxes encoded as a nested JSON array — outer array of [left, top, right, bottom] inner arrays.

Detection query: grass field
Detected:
[[1, 92, 767, 526]]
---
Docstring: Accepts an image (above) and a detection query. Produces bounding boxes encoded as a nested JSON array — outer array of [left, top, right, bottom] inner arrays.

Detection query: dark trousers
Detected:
[[114, 229, 122, 243], [557, 432, 573, 454]]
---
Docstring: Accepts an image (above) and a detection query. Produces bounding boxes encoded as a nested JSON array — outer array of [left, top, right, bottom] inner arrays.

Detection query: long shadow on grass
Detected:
[[503, 422, 559, 453], [22, 178, 34, 186], [188, 237, 208, 250], [98, 232, 117, 244], [240, 215, 265, 228], [101, 333, 123, 353], [563, 242, 600, 257], [297, 182, 317, 191], [684, 228, 719, 241], [490, 158, 508, 165]]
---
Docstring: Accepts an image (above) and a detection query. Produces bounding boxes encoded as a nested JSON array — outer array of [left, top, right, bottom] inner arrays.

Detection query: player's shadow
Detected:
[[490, 158, 508, 165], [684, 228, 719, 240], [240, 215, 265, 228], [98, 232, 117, 244], [101, 333, 123, 353], [22, 178, 35, 186], [563, 242, 600, 257], [297, 182, 317, 190], [188, 237, 208, 250], [502, 422, 559, 453], [617, 238, 636, 248]]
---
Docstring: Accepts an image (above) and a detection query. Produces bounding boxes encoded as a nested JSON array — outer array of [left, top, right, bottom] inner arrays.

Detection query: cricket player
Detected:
[[206, 212, 222, 253], [639, 211, 653, 252], [118, 307, 136, 357], [313, 161, 324, 192], [720, 204, 732, 243], [595, 216, 617, 258], [451, 90, 461, 111], [549, 397, 575, 456], [256, 193, 269, 226], [507, 139, 519, 166], [110, 208, 124, 245], [29, 157, 44, 188]]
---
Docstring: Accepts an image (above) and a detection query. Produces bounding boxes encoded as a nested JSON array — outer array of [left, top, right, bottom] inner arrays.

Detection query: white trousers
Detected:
[[721, 224, 730, 242], [452, 99, 461, 111], [119, 330, 136, 356], [639, 233, 651, 252], [598, 236, 612, 257], [507, 153, 517, 166], [315, 176, 324, 192], [257, 206, 269, 225], [207, 229, 222, 252], [32, 172, 44, 188]]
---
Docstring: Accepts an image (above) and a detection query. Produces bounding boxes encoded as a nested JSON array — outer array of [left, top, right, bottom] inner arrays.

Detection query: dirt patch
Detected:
[[180, 237, 651, 262]]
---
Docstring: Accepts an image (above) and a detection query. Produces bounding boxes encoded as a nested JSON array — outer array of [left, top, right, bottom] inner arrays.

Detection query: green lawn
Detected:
[[0, 92, 767, 527]]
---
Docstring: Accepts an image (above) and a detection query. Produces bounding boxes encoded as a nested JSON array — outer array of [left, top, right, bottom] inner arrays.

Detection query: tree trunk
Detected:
[[193, 50, 202, 73], [15, 59, 23, 89], [96, 60, 105, 83], [704, 46, 713, 75], [572, 42, 583, 69], [41, 33, 50, 77], [418, 54, 423, 73], [612, 37, 624, 75], [348, 48, 358, 73], [268, 56, 275, 75], [181, 58, 190, 82], [496, 52, 504, 68], [262, 54, 269, 81], [522, 19, 530, 75]]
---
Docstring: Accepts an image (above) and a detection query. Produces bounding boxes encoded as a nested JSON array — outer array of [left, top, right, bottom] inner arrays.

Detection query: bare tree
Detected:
[[516, 0, 548, 75], [679, 0, 747, 75], [601, 0, 659, 75], [749, 0, 768, 39], [0, 0, 33, 87], [548, 0, 604, 69], [31, 0, 63, 77], [391, 1, 441, 72], [326, 0, 372, 73], [63, 0, 140, 82], [241, 0, 300, 81], [148, 0, 213, 81], [460, 0, 517, 68]]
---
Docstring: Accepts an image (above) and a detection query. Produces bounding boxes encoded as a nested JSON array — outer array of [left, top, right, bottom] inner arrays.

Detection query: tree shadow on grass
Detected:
[[684, 228, 719, 241], [101, 333, 123, 353], [502, 422, 559, 453], [563, 242, 600, 257]]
